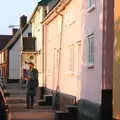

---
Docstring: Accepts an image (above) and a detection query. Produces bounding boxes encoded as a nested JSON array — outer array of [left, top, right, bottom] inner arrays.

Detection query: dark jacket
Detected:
[[27, 68, 38, 96]]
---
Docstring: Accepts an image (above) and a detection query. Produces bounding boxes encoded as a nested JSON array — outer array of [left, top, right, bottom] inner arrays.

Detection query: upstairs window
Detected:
[[68, 45, 74, 72], [28, 33, 32, 37], [87, 0, 96, 12], [47, 0, 59, 13], [87, 33, 95, 67], [88, 0, 94, 8]]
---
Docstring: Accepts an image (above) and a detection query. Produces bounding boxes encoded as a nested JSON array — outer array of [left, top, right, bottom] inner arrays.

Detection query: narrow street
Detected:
[[6, 83, 55, 120]]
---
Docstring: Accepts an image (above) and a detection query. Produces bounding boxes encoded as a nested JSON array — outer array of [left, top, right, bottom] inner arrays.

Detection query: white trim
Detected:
[[68, 45, 74, 73], [67, 71, 75, 75], [87, 64, 94, 68]]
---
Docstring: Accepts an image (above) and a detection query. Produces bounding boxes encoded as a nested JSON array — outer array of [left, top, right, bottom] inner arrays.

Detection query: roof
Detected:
[[29, 3, 41, 24], [4, 24, 29, 50], [29, 0, 60, 23], [0, 35, 12, 50], [42, 0, 71, 24], [38, 0, 52, 6], [28, 1, 47, 24]]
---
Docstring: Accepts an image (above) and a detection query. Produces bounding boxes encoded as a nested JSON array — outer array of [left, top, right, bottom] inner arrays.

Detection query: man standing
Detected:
[[26, 62, 38, 109]]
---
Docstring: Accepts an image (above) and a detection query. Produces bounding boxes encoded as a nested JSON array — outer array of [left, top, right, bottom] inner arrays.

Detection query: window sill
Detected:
[[88, 64, 94, 69], [87, 4, 96, 13], [68, 71, 75, 75]]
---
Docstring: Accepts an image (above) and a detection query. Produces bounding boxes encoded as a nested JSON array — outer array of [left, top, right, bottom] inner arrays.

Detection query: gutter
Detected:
[[41, 0, 71, 25], [55, 11, 64, 92]]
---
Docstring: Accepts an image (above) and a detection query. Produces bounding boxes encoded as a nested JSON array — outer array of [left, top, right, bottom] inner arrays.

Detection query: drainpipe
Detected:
[[101, 0, 114, 120], [56, 11, 64, 92], [43, 23, 48, 93], [54, 10, 64, 110], [52, 48, 57, 92], [41, 22, 45, 99], [41, 19, 47, 99]]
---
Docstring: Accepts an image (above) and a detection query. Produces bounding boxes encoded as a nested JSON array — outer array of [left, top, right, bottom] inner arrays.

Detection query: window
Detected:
[[87, 34, 94, 66], [77, 42, 81, 73], [68, 45, 74, 72], [43, 7, 47, 18], [64, 5, 75, 25], [88, 0, 93, 7], [1, 52, 4, 64], [87, 0, 96, 12], [3, 51, 6, 63], [28, 32, 32, 37]]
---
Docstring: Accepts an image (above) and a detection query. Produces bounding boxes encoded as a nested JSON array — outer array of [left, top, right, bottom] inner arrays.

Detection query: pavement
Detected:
[[5, 83, 55, 120]]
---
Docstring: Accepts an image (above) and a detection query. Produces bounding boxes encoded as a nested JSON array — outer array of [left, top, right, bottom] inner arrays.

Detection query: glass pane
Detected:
[[88, 34, 94, 64], [88, 0, 92, 7]]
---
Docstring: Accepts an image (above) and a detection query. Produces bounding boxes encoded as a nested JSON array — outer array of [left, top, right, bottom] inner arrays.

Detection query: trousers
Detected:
[[26, 94, 35, 107]]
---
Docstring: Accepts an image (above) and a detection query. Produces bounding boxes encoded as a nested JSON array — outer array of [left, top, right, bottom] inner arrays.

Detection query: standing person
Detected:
[[22, 61, 29, 88], [26, 62, 38, 109]]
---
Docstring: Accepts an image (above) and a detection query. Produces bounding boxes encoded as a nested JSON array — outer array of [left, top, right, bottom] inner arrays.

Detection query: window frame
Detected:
[[68, 45, 75, 74], [87, 33, 95, 68]]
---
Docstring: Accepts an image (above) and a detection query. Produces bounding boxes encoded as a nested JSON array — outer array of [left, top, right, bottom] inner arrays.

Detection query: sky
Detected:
[[0, 0, 38, 35]]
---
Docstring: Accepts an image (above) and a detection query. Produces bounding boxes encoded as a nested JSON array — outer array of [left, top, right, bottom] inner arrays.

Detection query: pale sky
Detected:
[[0, 0, 38, 35]]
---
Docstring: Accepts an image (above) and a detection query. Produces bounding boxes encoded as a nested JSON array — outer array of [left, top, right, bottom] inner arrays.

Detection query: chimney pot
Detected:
[[12, 28, 18, 35], [20, 15, 27, 28]]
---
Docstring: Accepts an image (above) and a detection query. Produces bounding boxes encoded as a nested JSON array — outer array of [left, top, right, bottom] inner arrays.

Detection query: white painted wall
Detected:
[[31, 6, 43, 87], [82, 0, 103, 104], [9, 24, 32, 80], [23, 24, 32, 37], [9, 40, 21, 79]]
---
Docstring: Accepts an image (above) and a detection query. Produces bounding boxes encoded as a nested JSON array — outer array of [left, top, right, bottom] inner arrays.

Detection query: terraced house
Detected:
[[3, 15, 37, 84], [0, 0, 114, 119], [29, 2, 44, 98], [0, 35, 12, 83], [38, 0, 114, 119]]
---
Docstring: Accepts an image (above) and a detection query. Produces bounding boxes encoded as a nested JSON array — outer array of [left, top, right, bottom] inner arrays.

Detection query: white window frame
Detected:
[[68, 45, 74, 73], [87, 33, 95, 68], [64, 5, 75, 26], [77, 41, 81, 79]]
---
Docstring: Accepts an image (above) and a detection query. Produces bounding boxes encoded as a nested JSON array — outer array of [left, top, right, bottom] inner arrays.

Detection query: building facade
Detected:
[[43, 0, 102, 106], [4, 15, 37, 83], [40, 0, 114, 119], [30, 3, 44, 87], [0, 35, 12, 83], [0, 0, 113, 119]]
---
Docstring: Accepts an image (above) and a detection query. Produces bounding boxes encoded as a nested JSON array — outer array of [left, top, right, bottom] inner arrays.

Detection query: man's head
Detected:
[[28, 62, 34, 70]]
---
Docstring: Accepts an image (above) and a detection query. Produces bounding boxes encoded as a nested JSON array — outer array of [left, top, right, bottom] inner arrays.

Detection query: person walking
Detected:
[[26, 62, 38, 109]]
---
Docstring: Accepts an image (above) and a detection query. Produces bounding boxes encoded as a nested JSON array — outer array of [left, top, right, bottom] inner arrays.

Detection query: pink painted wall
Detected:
[[45, 0, 103, 104], [82, 0, 103, 104]]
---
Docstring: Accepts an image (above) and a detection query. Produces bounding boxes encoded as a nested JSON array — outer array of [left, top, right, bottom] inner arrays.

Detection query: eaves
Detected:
[[3, 24, 29, 50], [41, 0, 72, 25]]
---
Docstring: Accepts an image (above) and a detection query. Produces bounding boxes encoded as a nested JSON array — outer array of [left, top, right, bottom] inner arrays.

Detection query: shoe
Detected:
[[26, 106, 30, 109], [30, 105, 34, 109]]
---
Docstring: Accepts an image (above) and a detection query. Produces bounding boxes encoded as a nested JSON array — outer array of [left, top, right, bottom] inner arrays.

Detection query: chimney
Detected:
[[20, 15, 27, 28], [12, 28, 18, 35]]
